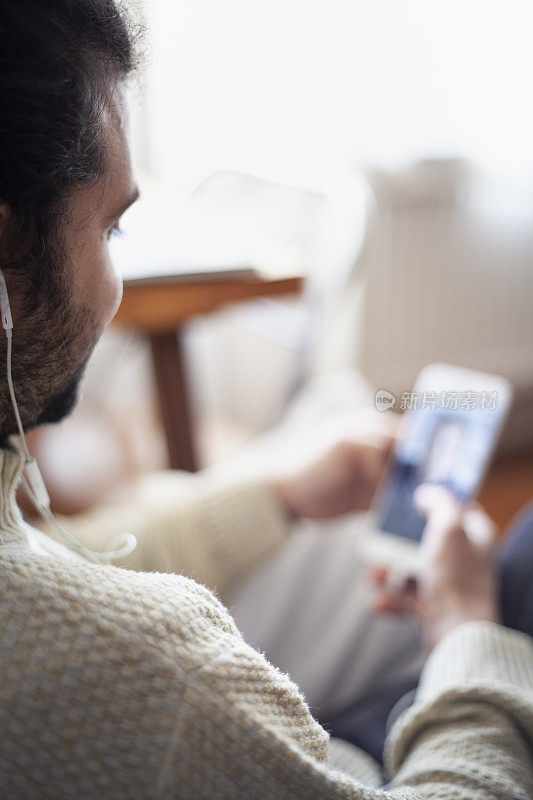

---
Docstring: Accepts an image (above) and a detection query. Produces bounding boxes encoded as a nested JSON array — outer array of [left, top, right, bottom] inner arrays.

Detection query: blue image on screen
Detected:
[[375, 401, 502, 541]]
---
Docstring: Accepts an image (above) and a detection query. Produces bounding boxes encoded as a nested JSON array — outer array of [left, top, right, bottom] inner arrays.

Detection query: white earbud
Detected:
[[0, 268, 136, 564], [0, 270, 13, 331]]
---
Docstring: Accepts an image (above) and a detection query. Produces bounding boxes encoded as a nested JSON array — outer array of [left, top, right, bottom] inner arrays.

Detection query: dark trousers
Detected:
[[322, 500, 533, 763]]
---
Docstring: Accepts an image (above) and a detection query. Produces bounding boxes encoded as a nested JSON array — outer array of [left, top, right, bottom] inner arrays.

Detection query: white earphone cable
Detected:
[[6, 331, 31, 460], [21, 474, 136, 563]]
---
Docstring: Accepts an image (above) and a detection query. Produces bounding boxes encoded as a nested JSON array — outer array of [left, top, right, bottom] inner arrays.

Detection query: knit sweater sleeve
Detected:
[[158, 619, 533, 799], [37, 468, 290, 596], [384, 621, 533, 799]]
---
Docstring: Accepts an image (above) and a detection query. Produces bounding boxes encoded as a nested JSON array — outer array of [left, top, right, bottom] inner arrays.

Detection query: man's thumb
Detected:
[[414, 484, 464, 542]]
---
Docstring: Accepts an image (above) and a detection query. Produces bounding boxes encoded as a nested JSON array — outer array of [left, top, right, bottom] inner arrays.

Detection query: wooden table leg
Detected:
[[149, 328, 198, 472]]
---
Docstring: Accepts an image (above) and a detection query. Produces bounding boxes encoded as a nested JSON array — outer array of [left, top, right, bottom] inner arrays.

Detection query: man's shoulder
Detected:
[[0, 545, 238, 663], [0, 547, 240, 794]]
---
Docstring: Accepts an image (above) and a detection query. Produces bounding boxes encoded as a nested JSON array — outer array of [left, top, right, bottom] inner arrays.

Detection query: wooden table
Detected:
[[113, 272, 304, 472]]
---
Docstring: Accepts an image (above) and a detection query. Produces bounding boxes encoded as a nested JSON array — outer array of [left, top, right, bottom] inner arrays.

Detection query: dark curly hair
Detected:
[[0, 0, 141, 301]]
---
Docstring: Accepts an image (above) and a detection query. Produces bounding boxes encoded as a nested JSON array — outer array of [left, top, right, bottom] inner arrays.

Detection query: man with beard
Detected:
[[0, 2, 531, 798]]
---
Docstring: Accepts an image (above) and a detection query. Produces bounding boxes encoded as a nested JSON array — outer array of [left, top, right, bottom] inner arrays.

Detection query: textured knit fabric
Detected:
[[1, 448, 532, 798]]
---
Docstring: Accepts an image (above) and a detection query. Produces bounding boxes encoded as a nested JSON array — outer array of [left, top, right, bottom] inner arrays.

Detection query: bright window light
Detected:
[[138, 1, 533, 189]]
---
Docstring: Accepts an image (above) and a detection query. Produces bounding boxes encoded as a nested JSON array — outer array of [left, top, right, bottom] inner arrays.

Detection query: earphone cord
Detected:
[[6, 331, 31, 461], [5, 328, 137, 564], [20, 474, 136, 563]]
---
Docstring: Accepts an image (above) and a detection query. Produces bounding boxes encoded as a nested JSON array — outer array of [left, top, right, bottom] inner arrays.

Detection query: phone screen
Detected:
[[374, 383, 509, 541]]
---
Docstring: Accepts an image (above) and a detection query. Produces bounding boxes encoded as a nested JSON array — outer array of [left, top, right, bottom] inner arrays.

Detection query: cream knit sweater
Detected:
[[0, 447, 532, 799]]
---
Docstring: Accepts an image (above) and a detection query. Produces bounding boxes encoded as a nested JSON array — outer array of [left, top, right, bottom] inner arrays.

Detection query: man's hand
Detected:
[[372, 485, 499, 649], [273, 413, 396, 520]]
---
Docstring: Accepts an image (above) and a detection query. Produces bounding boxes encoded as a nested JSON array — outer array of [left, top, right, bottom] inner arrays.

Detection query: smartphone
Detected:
[[372, 363, 512, 542]]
